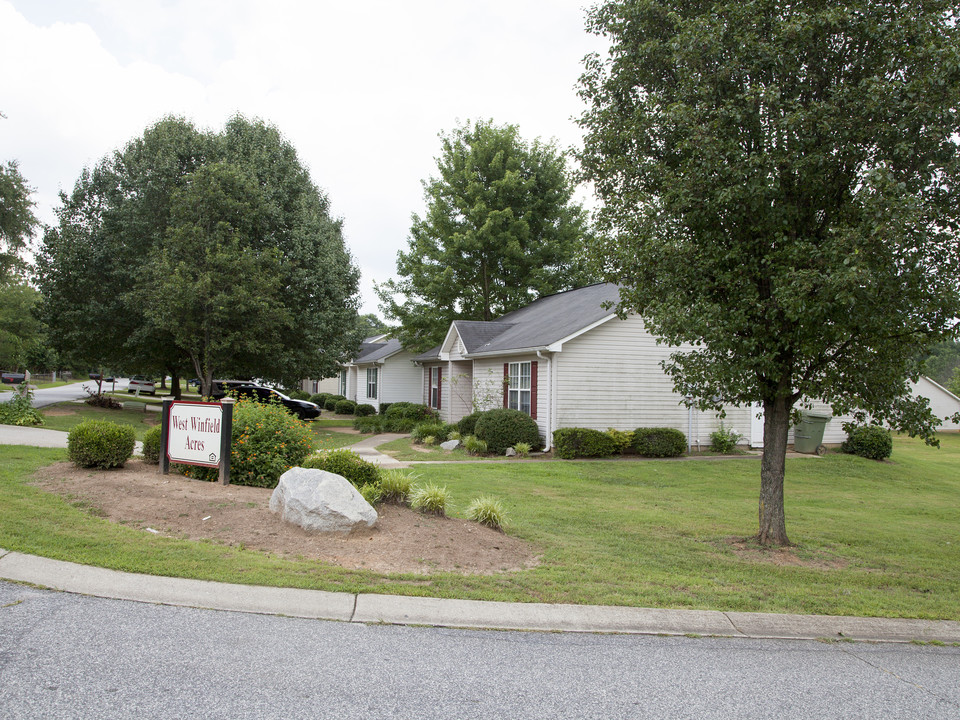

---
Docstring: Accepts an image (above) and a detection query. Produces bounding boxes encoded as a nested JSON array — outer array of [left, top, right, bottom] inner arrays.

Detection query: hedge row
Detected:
[[552, 427, 687, 459]]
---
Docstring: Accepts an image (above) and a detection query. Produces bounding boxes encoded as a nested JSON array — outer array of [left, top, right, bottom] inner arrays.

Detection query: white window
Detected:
[[429, 367, 441, 409], [366, 368, 378, 399], [340, 370, 347, 397], [507, 361, 531, 415]]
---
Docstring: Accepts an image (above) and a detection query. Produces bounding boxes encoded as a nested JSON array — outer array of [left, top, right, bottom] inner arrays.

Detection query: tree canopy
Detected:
[[0, 160, 37, 280], [578, 0, 960, 544], [377, 119, 593, 351], [36, 116, 361, 394]]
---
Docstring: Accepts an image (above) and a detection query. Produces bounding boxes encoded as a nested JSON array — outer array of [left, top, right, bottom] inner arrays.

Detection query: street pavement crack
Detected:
[[838, 645, 960, 712]]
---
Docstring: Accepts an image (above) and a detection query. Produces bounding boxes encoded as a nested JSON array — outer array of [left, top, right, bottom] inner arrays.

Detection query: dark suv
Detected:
[[231, 384, 321, 420]]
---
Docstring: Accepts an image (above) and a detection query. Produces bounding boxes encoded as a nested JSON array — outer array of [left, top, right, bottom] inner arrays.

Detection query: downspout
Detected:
[[537, 350, 552, 451]]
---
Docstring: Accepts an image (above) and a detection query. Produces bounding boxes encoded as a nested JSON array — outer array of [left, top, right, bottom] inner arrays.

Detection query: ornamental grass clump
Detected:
[[466, 495, 507, 531], [512, 442, 531, 457], [67, 420, 136, 469], [379, 469, 417, 504], [409, 483, 450, 516], [180, 397, 316, 488], [463, 435, 488, 455]]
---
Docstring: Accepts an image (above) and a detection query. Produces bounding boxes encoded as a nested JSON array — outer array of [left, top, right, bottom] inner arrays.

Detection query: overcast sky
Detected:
[[0, 0, 607, 315]]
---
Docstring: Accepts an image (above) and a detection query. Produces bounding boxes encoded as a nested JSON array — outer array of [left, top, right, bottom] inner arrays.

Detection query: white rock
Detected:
[[440, 439, 460, 451], [505, 447, 517, 457], [269, 467, 377, 534]]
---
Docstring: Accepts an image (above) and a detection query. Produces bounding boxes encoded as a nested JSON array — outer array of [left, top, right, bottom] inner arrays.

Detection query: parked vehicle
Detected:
[[127, 376, 156, 395], [88, 372, 115, 382], [1, 372, 26, 384], [232, 384, 321, 420]]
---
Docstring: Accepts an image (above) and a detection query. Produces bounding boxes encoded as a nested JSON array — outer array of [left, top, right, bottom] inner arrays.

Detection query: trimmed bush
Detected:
[[605, 428, 634, 454], [457, 411, 483, 437], [355, 403, 376, 417], [180, 397, 316, 487], [633, 427, 687, 458], [142, 425, 163, 464], [384, 402, 436, 422], [288, 389, 310, 400], [411, 421, 454, 444], [302, 448, 380, 487], [67, 420, 136, 469], [353, 416, 383, 434], [334, 399, 357, 415], [841, 424, 893, 460], [466, 495, 507, 531], [474, 408, 541, 455], [324, 394, 346, 412], [310, 392, 330, 406], [378, 402, 392, 416], [552, 427, 618, 459]]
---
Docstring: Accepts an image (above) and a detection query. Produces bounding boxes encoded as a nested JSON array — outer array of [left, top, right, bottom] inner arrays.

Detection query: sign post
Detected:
[[161, 397, 234, 485]]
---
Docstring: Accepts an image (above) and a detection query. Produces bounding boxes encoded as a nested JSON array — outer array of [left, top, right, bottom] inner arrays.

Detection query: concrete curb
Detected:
[[2, 550, 958, 643]]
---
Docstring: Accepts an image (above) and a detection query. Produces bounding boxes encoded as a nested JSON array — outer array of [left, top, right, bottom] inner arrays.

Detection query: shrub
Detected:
[[410, 483, 450, 515], [353, 416, 383, 434], [181, 397, 316, 488], [378, 402, 392, 416], [0, 385, 43, 426], [355, 403, 376, 417], [466, 496, 507, 531], [633, 427, 687, 458], [463, 435, 488, 455], [513, 442, 531, 457], [447, 430, 461, 441], [606, 428, 634, 454], [411, 421, 454, 444], [324, 395, 346, 412], [67, 420, 136, 469], [841, 424, 893, 460], [423, 435, 436, 446], [710, 422, 744, 454], [309, 392, 330, 406], [287, 389, 310, 400], [552, 427, 618, 459], [302, 448, 380, 487], [358, 481, 383, 506], [474, 408, 541, 455], [379, 469, 416, 503], [457, 411, 483, 437], [382, 416, 418, 433], [384, 402, 436, 422], [85, 393, 123, 409], [334, 399, 357, 415], [142, 425, 163, 464]]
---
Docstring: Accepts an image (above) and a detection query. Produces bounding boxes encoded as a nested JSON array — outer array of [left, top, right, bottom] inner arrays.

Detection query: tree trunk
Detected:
[[758, 396, 792, 546], [169, 373, 181, 401]]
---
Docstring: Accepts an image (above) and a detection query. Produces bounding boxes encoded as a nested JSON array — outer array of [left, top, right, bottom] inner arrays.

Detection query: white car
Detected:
[[127, 376, 156, 395]]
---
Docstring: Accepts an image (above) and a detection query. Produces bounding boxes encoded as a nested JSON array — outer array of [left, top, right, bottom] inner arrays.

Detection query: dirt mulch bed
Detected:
[[31, 460, 540, 576]]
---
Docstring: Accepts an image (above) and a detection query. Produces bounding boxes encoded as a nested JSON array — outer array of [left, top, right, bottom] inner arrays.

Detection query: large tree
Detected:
[[0, 160, 37, 280], [377, 119, 592, 351], [578, 0, 960, 545], [37, 116, 361, 393]]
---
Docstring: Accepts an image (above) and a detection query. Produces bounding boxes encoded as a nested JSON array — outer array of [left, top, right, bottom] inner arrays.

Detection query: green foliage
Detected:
[[355, 403, 376, 417], [36, 115, 361, 390], [710, 422, 744, 455], [302, 448, 380, 487], [384, 417, 417, 433], [141, 425, 163, 464], [512, 442, 531, 457], [358, 481, 383, 506], [577, 0, 960, 542], [411, 421, 454, 444], [182, 397, 315, 488], [456, 411, 483, 437], [287, 389, 310, 400], [375, 119, 594, 351], [409, 483, 450, 516], [84, 393, 123, 409], [67, 420, 136, 469], [633, 428, 687, 458], [377, 402, 392, 416], [841, 425, 893, 461], [462, 435, 488, 455], [922, 341, 960, 388], [384, 402, 436, 422], [948, 368, 960, 398], [552, 427, 618, 459], [0, 282, 45, 372], [334, 399, 356, 415], [466, 495, 507, 531], [447, 430, 461, 441], [0, 161, 37, 279], [378, 469, 416, 503], [0, 385, 43, 427], [605, 428, 634, 454], [474, 408, 541, 455], [310, 392, 330, 406], [352, 415, 383, 434]]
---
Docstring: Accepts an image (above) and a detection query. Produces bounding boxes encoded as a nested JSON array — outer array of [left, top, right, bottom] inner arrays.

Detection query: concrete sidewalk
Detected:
[[344, 432, 410, 468], [1, 548, 958, 643]]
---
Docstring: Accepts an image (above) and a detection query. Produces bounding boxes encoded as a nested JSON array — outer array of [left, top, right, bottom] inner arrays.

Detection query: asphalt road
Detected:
[[1, 581, 957, 720]]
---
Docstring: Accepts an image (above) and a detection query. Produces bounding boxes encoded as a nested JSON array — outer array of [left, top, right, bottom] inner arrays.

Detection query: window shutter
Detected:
[[530, 361, 538, 420], [503, 363, 509, 408], [437, 366, 442, 410]]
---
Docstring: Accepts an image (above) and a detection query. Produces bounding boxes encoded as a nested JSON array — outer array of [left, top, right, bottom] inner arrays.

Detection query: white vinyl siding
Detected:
[[472, 355, 547, 442]]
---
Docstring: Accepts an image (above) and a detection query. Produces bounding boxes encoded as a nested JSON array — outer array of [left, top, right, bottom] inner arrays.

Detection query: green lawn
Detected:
[[378, 436, 509, 462], [39, 403, 161, 440], [1, 434, 957, 619]]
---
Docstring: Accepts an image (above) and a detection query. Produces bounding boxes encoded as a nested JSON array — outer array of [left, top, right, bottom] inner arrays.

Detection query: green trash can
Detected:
[[794, 411, 831, 455]]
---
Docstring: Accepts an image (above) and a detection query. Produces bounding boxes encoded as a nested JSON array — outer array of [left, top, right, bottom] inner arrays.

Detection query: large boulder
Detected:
[[269, 467, 377, 534]]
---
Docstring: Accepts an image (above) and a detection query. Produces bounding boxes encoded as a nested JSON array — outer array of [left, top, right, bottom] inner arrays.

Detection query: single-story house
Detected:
[[337, 334, 423, 412], [412, 283, 960, 451]]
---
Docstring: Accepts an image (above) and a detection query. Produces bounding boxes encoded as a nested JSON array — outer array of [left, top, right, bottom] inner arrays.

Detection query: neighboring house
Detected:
[[414, 283, 960, 451], [299, 376, 340, 396], [338, 334, 423, 412]]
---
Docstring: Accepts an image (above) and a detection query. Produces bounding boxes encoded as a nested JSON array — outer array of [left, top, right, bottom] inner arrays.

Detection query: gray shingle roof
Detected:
[[352, 337, 404, 364]]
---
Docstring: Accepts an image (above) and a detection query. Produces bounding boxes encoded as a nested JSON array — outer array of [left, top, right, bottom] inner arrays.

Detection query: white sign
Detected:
[[166, 401, 223, 467]]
